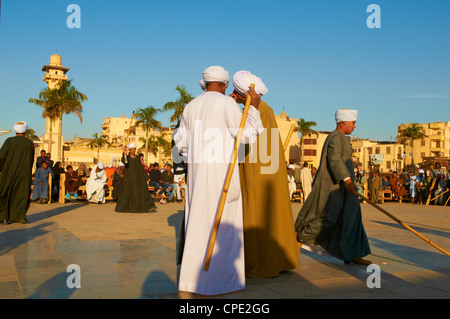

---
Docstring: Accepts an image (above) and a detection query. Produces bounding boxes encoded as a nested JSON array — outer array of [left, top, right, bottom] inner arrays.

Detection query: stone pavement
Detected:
[[0, 199, 449, 299]]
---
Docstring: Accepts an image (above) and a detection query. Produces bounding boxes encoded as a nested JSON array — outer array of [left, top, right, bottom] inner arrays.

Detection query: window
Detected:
[[375, 147, 380, 154], [421, 140, 425, 146], [386, 161, 391, 169], [386, 147, 390, 154], [303, 149, 316, 156]]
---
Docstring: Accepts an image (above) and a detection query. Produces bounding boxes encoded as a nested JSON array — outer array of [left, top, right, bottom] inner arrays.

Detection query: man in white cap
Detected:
[[86, 162, 107, 204], [173, 65, 264, 295], [294, 108, 372, 265], [231, 70, 298, 278], [0, 121, 35, 224]]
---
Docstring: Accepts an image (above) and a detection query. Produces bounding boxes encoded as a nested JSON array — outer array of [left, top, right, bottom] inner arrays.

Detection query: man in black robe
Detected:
[[295, 109, 371, 265], [115, 143, 156, 213], [0, 121, 35, 224]]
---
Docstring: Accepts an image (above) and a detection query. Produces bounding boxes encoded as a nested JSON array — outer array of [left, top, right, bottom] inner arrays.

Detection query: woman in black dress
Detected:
[[115, 143, 156, 213]]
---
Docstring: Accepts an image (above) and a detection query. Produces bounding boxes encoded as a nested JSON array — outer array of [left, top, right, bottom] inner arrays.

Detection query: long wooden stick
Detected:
[[426, 178, 436, 205], [430, 189, 449, 202], [125, 111, 135, 147], [355, 191, 450, 257], [203, 84, 255, 271], [283, 124, 295, 152]]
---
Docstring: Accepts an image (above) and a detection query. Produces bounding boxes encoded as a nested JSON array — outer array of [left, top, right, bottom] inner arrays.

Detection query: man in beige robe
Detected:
[[232, 70, 298, 278]]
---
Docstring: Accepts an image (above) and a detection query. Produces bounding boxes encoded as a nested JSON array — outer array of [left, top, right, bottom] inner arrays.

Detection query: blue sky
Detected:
[[1, 0, 449, 147]]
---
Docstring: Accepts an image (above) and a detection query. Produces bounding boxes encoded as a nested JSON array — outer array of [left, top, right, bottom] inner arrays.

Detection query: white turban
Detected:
[[97, 162, 104, 169], [202, 66, 230, 84], [288, 164, 295, 169], [335, 108, 358, 123], [127, 143, 137, 149], [199, 79, 206, 91], [418, 169, 424, 174], [13, 121, 28, 134], [233, 71, 268, 97]]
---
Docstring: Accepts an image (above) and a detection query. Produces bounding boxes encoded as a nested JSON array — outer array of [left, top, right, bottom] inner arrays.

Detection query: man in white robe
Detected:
[[300, 162, 313, 201], [86, 162, 107, 204], [173, 66, 264, 295]]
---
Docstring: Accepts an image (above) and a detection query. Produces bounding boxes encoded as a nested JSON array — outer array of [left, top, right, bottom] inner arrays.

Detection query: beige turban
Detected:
[[233, 71, 268, 97], [127, 143, 137, 149], [335, 108, 358, 123], [13, 121, 28, 134], [202, 66, 230, 84]]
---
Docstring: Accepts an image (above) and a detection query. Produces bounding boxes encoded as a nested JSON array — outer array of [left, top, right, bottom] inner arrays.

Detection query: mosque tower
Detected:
[[41, 52, 70, 162]]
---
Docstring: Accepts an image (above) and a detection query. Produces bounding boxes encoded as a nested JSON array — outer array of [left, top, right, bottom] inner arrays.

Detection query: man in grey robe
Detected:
[[294, 109, 371, 264]]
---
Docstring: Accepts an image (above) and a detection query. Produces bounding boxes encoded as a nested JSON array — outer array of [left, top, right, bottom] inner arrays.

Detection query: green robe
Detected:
[[239, 101, 298, 278], [115, 155, 155, 213], [0, 136, 35, 222], [294, 129, 371, 261]]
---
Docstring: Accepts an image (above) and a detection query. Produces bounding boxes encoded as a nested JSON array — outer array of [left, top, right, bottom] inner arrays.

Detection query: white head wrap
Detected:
[[288, 164, 295, 169], [127, 143, 137, 149], [418, 169, 424, 174], [335, 108, 358, 123], [202, 66, 230, 84], [97, 162, 105, 169], [233, 70, 268, 97], [13, 121, 28, 134], [199, 79, 206, 91]]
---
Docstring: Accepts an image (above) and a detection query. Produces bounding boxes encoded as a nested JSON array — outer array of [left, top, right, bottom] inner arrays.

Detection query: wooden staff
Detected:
[[430, 189, 449, 203], [283, 124, 296, 152], [426, 178, 436, 205], [203, 84, 255, 271], [354, 191, 450, 257], [125, 111, 136, 147]]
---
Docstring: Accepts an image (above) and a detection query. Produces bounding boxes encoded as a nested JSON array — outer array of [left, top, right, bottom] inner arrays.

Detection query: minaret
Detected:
[[41, 52, 70, 162]]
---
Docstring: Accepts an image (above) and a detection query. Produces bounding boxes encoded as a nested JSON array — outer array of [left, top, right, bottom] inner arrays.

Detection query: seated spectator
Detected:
[[32, 161, 53, 204], [174, 163, 187, 202], [159, 163, 175, 204], [65, 165, 80, 201], [390, 171, 406, 200], [51, 161, 65, 202], [382, 176, 390, 190], [434, 172, 448, 205], [112, 162, 125, 202], [76, 163, 89, 186], [86, 162, 107, 204], [35, 149, 50, 171], [149, 162, 163, 196]]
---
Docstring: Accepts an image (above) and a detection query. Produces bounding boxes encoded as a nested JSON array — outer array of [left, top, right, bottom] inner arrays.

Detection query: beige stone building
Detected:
[[398, 121, 450, 168], [351, 138, 405, 174], [275, 110, 300, 163]]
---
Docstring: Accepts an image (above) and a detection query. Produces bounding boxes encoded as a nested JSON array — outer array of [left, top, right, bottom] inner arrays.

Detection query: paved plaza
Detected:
[[0, 199, 449, 299]]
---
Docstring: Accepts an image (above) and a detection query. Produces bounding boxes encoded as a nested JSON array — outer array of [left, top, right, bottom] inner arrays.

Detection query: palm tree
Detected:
[[29, 79, 87, 162], [399, 123, 428, 167], [24, 128, 40, 142], [29, 89, 59, 155], [88, 133, 110, 164], [163, 85, 193, 123], [295, 118, 318, 161], [135, 106, 162, 165], [138, 133, 171, 164]]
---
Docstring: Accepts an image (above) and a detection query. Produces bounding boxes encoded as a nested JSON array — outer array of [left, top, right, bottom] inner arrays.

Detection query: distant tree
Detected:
[[29, 79, 87, 162], [398, 123, 428, 167], [135, 106, 162, 165], [88, 133, 110, 163], [163, 85, 193, 123], [295, 118, 318, 161]]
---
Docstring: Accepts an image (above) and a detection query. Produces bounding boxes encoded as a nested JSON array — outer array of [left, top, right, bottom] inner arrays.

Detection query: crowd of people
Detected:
[[354, 163, 450, 206], [29, 149, 186, 206]]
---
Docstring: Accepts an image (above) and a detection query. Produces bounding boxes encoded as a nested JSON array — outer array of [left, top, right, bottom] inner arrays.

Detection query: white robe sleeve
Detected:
[[225, 100, 264, 144], [173, 116, 189, 164]]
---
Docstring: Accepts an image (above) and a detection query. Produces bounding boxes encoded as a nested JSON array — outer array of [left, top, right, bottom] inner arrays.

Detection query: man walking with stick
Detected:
[[173, 66, 263, 295], [295, 108, 372, 265]]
